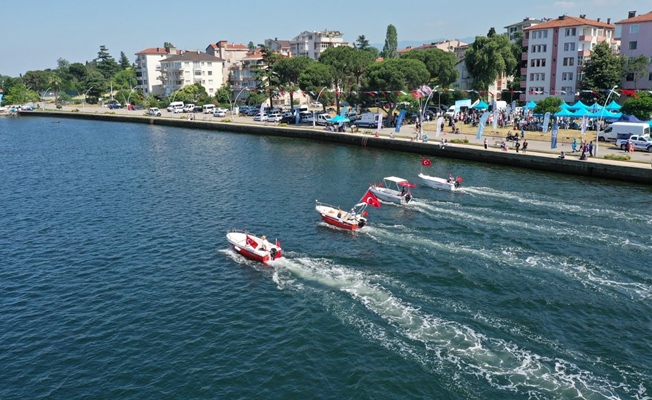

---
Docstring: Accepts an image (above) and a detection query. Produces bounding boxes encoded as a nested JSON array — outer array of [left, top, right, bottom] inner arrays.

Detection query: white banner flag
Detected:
[[377, 114, 383, 132], [581, 115, 588, 135], [436, 116, 443, 137]]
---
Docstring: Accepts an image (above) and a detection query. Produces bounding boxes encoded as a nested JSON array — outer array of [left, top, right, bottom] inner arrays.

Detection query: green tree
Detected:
[[119, 51, 131, 70], [163, 42, 175, 49], [253, 45, 284, 108], [620, 92, 652, 120], [173, 83, 210, 104], [487, 27, 497, 37], [533, 96, 563, 115], [298, 62, 334, 109], [112, 69, 136, 90], [355, 34, 380, 60], [69, 62, 88, 82], [94, 45, 120, 79], [83, 70, 107, 103], [362, 58, 430, 118], [246, 90, 268, 106], [381, 24, 398, 59], [272, 56, 314, 109], [319, 46, 362, 113], [23, 70, 53, 92], [400, 48, 459, 88], [581, 42, 626, 95], [624, 55, 650, 90], [465, 33, 517, 91], [214, 86, 231, 106], [248, 41, 255, 51], [4, 83, 39, 104]]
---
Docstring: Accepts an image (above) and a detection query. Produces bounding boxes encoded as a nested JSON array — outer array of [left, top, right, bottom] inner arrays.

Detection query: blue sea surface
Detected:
[[1, 117, 651, 399]]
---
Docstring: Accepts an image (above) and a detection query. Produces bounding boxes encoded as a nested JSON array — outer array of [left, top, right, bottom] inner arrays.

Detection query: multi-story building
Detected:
[[522, 15, 616, 102], [505, 17, 543, 43], [264, 38, 291, 57], [616, 11, 652, 90], [134, 46, 181, 96], [289, 30, 349, 60], [159, 51, 225, 97], [397, 39, 468, 59], [205, 41, 249, 87]]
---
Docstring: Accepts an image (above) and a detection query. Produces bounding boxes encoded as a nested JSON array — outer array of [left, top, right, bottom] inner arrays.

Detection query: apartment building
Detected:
[[159, 51, 225, 96], [616, 11, 652, 90], [505, 17, 542, 43], [134, 46, 181, 96], [289, 30, 349, 60], [264, 38, 291, 57], [205, 41, 250, 87], [522, 15, 616, 102]]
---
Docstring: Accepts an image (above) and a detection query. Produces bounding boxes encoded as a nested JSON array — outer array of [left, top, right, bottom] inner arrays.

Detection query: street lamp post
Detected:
[[596, 86, 617, 157], [83, 87, 93, 112], [313, 86, 327, 129], [41, 87, 51, 109], [419, 86, 437, 139], [230, 87, 250, 122]]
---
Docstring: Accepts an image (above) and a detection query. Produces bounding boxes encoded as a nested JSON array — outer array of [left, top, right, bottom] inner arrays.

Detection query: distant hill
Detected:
[[371, 38, 476, 51]]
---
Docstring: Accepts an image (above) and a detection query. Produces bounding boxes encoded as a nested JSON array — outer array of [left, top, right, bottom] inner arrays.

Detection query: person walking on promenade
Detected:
[[571, 138, 577, 153], [589, 141, 594, 157], [522, 139, 528, 153], [484, 137, 488, 149], [515, 140, 521, 153]]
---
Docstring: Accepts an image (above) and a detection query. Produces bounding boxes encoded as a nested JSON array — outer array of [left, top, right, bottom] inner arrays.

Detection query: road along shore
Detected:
[[18, 110, 652, 185]]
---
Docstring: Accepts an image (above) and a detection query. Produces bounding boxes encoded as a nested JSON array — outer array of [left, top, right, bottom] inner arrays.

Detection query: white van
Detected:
[[597, 122, 650, 142], [202, 104, 216, 114], [167, 101, 184, 112]]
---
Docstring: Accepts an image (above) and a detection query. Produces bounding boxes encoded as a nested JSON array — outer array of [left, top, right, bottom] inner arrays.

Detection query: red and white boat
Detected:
[[315, 190, 381, 231], [419, 157, 463, 192], [226, 230, 282, 264], [369, 176, 415, 204]]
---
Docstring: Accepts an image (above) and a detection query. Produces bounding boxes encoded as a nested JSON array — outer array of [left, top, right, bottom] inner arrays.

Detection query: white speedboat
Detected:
[[315, 201, 368, 230], [418, 173, 463, 191], [369, 176, 415, 204], [226, 230, 282, 264]]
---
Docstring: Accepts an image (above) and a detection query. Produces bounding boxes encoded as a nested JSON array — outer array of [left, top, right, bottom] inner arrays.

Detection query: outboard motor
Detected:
[[358, 219, 366, 228], [270, 248, 277, 260], [405, 194, 412, 203]]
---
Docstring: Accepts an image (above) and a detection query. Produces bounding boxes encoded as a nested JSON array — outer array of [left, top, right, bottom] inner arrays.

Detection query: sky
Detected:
[[1, 0, 650, 77]]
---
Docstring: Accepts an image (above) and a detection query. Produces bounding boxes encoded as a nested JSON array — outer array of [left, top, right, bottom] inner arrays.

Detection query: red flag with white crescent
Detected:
[[422, 158, 431, 167], [361, 190, 381, 208], [246, 235, 257, 248]]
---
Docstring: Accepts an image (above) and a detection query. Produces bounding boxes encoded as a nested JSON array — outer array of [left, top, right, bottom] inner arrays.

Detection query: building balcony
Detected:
[[520, 67, 527, 76], [579, 35, 593, 41], [521, 53, 528, 60], [522, 39, 529, 47], [520, 81, 527, 88]]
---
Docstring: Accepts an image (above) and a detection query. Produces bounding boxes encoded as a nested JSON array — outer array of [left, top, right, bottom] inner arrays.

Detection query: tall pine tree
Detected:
[[381, 25, 398, 59]]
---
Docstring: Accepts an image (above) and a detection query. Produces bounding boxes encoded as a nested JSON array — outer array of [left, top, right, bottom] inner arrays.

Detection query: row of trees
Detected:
[[1, 45, 137, 106]]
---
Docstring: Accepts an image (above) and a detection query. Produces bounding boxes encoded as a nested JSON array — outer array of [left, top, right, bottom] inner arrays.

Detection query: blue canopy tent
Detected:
[[328, 115, 350, 123], [587, 103, 604, 113], [568, 100, 589, 110], [524, 100, 537, 109], [472, 101, 489, 109], [605, 100, 621, 111], [615, 114, 643, 123], [554, 109, 575, 117], [559, 102, 570, 110], [572, 108, 593, 118]]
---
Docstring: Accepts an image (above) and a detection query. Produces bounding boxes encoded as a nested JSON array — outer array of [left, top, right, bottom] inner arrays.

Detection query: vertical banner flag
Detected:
[[395, 109, 407, 133], [259, 102, 265, 119], [376, 114, 383, 132], [492, 106, 498, 130], [476, 112, 490, 139], [295, 107, 300, 124], [542, 112, 551, 133], [436, 116, 443, 137], [340, 106, 348, 117], [581, 115, 588, 135], [0, 93, 3, 104], [551, 123, 559, 149]]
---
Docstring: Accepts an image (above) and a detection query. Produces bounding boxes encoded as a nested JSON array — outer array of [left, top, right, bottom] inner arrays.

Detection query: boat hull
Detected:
[[226, 231, 282, 264], [369, 186, 411, 204], [418, 173, 462, 191], [315, 204, 366, 230]]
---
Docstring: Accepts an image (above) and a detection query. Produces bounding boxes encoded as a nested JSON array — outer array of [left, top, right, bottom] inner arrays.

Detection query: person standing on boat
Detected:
[[261, 235, 269, 251]]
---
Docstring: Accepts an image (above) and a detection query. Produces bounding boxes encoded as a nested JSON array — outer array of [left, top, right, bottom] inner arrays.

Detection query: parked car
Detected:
[[202, 104, 216, 114], [253, 113, 268, 122], [267, 113, 283, 122], [280, 114, 299, 124], [246, 109, 259, 116], [172, 104, 184, 113], [167, 101, 184, 112], [147, 107, 162, 117], [183, 104, 196, 113], [108, 103, 122, 109], [310, 102, 322, 108], [213, 110, 226, 118]]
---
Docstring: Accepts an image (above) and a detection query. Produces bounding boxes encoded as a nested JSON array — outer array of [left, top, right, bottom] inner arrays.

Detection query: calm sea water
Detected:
[[1, 117, 651, 399]]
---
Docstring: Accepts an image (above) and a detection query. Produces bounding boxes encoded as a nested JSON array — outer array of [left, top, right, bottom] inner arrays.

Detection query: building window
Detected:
[[565, 27, 577, 36], [564, 42, 576, 51], [207, 62, 212, 67], [561, 86, 573, 94], [628, 41, 637, 50], [208, 71, 213, 76], [562, 57, 575, 66], [630, 24, 639, 34], [649, 72, 652, 80], [626, 73, 634, 81]]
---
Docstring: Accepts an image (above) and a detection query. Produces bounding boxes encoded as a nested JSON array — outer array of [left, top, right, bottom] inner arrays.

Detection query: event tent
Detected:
[[472, 101, 489, 109], [568, 100, 589, 110], [605, 100, 621, 111], [553, 109, 575, 117]]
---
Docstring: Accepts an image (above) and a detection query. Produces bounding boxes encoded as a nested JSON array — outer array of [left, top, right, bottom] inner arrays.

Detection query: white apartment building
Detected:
[[159, 51, 226, 96], [522, 15, 616, 102], [289, 30, 349, 60], [264, 38, 291, 57], [134, 46, 181, 96], [504, 17, 543, 43], [205, 41, 250, 87]]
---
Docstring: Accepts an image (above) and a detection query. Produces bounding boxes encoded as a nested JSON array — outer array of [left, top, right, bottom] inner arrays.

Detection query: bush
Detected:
[[604, 154, 631, 161], [449, 138, 469, 144]]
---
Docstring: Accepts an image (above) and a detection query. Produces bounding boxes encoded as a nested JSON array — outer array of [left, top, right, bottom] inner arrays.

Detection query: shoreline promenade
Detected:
[[15, 105, 652, 185]]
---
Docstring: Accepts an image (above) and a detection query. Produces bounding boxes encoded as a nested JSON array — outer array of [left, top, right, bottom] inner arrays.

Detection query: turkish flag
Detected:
[[246, 235, 257, 248], [361, 190, 381, 208], [422, 158, 431, 167]]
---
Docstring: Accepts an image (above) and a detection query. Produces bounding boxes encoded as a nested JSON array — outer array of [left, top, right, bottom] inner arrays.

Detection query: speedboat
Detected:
[[315, 201, 368, 230], [418, 173, 463, 191], [226, 230, 282, 264], [369, 176, 415, 204]]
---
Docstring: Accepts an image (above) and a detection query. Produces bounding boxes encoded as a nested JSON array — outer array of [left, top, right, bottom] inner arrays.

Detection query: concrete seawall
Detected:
[[18, 111, 652, 185]]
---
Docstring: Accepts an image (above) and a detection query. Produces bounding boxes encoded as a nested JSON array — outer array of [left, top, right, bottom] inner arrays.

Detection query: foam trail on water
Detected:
[[273, 257, 630, 398]]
